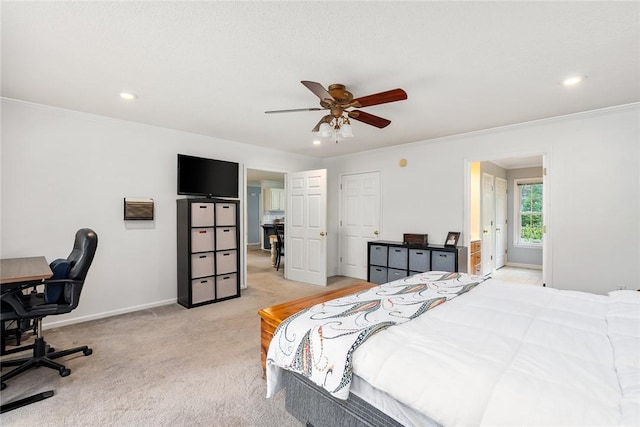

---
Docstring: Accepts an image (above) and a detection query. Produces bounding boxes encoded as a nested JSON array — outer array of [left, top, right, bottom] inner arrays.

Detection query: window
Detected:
[[515, 178, 543, 246]]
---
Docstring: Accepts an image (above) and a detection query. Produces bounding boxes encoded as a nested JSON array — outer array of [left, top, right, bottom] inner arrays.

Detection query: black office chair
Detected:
[[275, 224, 284, 271], [0, 228, 98, 390]]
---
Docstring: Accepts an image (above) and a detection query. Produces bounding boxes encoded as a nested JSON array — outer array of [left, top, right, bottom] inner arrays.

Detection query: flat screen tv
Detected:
[[177, 154, 239, 198]]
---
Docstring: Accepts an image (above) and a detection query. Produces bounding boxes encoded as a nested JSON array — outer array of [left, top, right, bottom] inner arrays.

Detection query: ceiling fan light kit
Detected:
[[265, 80, 407, 143]]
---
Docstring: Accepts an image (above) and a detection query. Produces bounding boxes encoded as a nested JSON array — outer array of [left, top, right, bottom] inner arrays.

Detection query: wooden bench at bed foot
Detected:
[[258, 281, 376, 374]]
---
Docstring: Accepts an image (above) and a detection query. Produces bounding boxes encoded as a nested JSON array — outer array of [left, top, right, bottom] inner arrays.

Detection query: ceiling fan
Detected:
[[265, 81, 408, 136]]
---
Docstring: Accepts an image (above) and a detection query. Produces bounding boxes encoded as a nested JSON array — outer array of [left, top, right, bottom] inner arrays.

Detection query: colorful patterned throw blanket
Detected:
[[266, 271, 488, 399]]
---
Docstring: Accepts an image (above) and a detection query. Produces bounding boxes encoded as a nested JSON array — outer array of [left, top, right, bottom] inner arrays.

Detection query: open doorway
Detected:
[[467, 155, 547, 286], [246, 168, 286, 286]]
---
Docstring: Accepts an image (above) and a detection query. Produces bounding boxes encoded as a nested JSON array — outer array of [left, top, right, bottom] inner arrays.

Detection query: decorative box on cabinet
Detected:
[[177, 198, 241, 308], [367, 240, 467, 285]]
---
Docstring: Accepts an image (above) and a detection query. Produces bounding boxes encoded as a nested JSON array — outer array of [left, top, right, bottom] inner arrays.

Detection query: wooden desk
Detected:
[[0, 256, 51, 350], [258, 281, 376, 373], [0, 256, 55, 412], [1, 256, 52, 285]]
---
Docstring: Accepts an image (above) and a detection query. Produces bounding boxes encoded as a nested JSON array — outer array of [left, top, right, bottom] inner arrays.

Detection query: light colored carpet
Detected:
[[0, 247, 362, 426]]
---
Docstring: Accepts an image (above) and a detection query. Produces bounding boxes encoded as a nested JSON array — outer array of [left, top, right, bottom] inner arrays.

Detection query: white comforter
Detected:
[[352, 280, 640, 426]]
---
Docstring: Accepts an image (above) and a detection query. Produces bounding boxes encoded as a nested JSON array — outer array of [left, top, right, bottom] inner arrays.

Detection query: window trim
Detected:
[[514, 177, 543, 248]]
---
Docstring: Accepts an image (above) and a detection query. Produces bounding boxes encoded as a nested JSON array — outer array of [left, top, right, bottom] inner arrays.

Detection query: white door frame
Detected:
[[242, 165, 286, 289], [463, 152, 552, 285]]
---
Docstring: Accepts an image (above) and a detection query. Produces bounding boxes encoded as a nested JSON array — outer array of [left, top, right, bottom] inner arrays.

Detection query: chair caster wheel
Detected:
[[59, 368, 71, 377], [83, 348, 93, 356], [1, 383, 6, 390]]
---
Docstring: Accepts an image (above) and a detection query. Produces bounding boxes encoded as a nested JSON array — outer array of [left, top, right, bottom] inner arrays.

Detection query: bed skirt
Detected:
[[284, 370, 404, 427]]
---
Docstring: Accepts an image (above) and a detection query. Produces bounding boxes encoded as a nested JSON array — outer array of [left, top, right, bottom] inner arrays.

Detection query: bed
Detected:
[[266, 272, 640, 426]]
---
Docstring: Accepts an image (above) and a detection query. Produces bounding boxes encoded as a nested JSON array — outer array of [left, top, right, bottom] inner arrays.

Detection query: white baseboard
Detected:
[[43, 298, 177, 330], [505, 262, 542, 270]]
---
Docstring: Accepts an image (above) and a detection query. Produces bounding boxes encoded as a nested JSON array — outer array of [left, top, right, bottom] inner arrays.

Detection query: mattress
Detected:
[[351, 279, 640, 426]]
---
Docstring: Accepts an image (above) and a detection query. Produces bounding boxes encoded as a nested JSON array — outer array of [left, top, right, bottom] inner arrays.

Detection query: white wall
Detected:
[[323, 104, 640, 295], [0, 99, 320, 326], [2, 99, 638, 328]]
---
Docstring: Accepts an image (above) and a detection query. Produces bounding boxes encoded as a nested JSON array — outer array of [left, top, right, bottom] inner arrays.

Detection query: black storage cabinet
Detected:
[[177, 198, 241, 308], [367, 240, 468, 285]]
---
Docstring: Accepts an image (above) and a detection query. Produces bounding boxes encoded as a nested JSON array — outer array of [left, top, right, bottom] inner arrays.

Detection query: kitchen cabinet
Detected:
[[470, 240, 482, 275], [264, 188, 285, 211]]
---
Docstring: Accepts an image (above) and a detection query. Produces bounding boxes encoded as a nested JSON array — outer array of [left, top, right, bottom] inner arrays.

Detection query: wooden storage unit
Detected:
[[258, 282, 376, 374], [470, 240, 482, 275], [367, 240, 468, 285], [177, 198, 241, 308]]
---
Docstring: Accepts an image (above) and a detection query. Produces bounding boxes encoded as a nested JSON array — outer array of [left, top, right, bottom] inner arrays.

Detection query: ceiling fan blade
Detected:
[[351, 88, 407, 108], [301, 81, 334, 101], [348, 110, 391, 128], [265, 107, 323, 114], [312, 115, 332, 132]]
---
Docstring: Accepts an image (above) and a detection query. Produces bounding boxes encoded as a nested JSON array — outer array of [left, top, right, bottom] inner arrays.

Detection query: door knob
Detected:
[[374, 230, 379, 235], [320, 231, 326, 236]]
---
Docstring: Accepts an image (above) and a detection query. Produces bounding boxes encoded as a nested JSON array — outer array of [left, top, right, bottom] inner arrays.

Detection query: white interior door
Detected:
[[495, 177, 507, 269], [285, 169, 327, 286], [482, 172, 495, 275], [339, 171, 381, 279]]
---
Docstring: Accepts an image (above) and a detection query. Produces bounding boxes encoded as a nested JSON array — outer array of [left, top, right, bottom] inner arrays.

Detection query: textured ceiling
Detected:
[[2, 1, 638, 158]]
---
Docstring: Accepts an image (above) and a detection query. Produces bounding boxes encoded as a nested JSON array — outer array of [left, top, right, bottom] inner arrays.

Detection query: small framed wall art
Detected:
[[444, 231, 460, 247]]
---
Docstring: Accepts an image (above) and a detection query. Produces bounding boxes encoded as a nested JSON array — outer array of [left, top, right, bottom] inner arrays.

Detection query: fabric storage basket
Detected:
[[191, 228, 215, 253], [216, 227, 236, 250], [191, 253, 215, 278], [216, 250, 237, 275], [216, 203, 236, 226], [216, 273, 237, 299], [191, 203, 215, 227], [191, 278, 215, 304]]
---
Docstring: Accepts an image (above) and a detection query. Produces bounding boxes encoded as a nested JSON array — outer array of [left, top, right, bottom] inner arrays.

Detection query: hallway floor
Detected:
[[490, 266, 543, 286]]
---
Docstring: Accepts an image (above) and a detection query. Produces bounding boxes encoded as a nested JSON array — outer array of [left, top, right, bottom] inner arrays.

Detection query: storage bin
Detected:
[[191, 253, 215, 278], [409, 249, 430, 272], [191, 203, 215, 227], [216, 250, 237, 275], [191, 228, 214, 253], [216, 227, 236, 250], [432, 251, 455, 272], [388, 247, 408, 269], [216, 273, 238, 299], [216, 203, 236, 226], [369, 266, 388, 285], [191, 278, 215, 304], [369, 245, 388, 266], [387, 268, 409, 282]]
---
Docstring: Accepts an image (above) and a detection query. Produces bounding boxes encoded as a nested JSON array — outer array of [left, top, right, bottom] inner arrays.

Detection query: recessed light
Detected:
[[313, 140, 321, 146], [562, 76, 586, 87], [120, 92, 138, 100]]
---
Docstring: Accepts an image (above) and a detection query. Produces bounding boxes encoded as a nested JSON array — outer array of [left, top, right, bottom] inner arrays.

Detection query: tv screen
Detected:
[[177, 154, 239, 198]]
